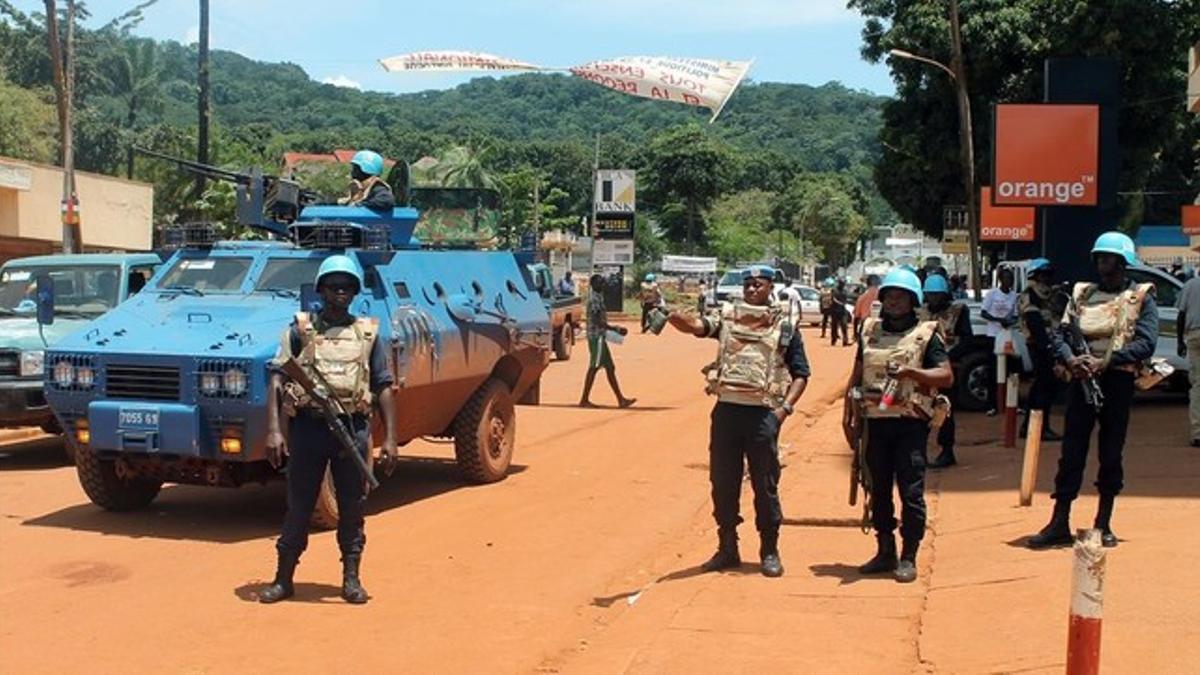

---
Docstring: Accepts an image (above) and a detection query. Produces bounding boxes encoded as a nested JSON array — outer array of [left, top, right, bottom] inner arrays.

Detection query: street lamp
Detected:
[[888, 1, 982, 300]]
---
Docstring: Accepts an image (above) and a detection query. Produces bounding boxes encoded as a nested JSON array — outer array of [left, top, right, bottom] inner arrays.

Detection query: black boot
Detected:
[[858, 533, 897, 575], [759, 530, 783, 578], [929, 447, 957, 469], [1028, 499, 1074, 549], [1094, 495, 1118, 548], [1041, 427, 1063, 442], [701, 527, 741, 572], [341, 555, 369, 604], [259, 554, 298, 604], [895, 540, 918, 583]]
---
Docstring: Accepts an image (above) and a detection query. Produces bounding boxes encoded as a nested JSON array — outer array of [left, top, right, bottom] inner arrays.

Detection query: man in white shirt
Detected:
[[980, 268, 1019, 413]]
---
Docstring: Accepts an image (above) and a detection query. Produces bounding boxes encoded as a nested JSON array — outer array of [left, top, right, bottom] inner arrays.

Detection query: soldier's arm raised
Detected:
[[667, 310, 708, 337]]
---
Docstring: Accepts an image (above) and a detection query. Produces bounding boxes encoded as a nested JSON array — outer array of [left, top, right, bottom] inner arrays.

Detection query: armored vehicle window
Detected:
[[393, 282, 410, 299], [255, 258, 323, 292], [158, 257, 251, 292], [0, 265, 121, 316]]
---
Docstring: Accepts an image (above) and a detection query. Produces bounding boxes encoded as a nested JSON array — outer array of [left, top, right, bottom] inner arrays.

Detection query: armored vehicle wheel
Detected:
[[310, 469, 339, 530], [453, 378, 515, 483], [554, 322, 574, 361], [74, 445, 162, 511]]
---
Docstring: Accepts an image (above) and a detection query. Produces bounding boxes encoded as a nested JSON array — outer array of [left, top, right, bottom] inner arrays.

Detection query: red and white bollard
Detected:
[[995, 351, 1008, 414], [1003, 373, 1019, 448], [1067, 529, 1107, 675]]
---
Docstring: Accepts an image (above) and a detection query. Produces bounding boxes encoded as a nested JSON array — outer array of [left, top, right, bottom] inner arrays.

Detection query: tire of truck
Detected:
[[553, 321, 574, 361], [41, 417, 62, 435], [453, 378, 515, 484], [955, 351, 992, 412], [74, 444, 162, 511]]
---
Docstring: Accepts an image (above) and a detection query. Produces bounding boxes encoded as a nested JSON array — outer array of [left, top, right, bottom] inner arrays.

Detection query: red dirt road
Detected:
[[1, 327, 1197, 673]]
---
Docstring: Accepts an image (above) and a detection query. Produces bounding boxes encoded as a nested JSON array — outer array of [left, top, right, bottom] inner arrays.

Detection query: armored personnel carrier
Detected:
[[42, 153, 552, 525]]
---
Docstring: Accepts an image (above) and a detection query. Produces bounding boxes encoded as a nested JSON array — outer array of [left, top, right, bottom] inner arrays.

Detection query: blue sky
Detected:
[[13, 0, 895, 96]]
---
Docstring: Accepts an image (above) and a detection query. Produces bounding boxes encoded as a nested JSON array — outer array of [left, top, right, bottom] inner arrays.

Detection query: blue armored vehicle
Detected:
[[0, 253, 161, 439], [42, 154, 552, 524]]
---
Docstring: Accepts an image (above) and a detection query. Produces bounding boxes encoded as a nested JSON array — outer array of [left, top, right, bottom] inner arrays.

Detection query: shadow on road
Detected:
[[0, 436, 69, 471], [807, 562, 873, 586], [534, 403, 677, 412], [21, 457, 525, 543], [233, 580, 350, 604]]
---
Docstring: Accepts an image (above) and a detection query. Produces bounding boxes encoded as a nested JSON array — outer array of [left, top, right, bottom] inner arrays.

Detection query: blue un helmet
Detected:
[[645, 273, 656, 282], [922, 274, 950, 295], [741, 265, 776, 281], [350, 150, 385, 177], [1027, 258, 1055, 279], [316, 254, 364, 292], [880, 267, 923, 306], [1091, 231, 1138, 266]]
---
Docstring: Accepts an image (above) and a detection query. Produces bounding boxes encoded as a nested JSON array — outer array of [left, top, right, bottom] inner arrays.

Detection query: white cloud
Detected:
[[521, 0, 854, 32], [321, 74, 363, 90], [184, 25, 198, 45]]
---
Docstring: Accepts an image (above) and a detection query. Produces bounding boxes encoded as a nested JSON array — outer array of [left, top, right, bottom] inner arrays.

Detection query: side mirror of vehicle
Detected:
[[447, 293, 479, 323], [35, 272, 54, 325], [299, 283, 322, 313]]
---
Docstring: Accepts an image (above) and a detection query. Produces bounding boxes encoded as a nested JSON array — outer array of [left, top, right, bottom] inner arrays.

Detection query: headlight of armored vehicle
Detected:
[[53, 360, 75, 387], [223, 367, 248, 396], [200, 372, 222, 396], [75, 365, 95, 388], [20, 350, 44, 377]]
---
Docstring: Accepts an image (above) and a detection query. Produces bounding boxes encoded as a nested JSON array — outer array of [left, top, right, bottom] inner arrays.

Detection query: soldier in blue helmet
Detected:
[[337, 150, 395, 211], [259, 254, 399, 604], [1018, 258, 1067, 441], [667, 264, 810, 578], [918, 272, 972, 468], [1028, 232, 1158, 550], [843, 267, 953, 583]]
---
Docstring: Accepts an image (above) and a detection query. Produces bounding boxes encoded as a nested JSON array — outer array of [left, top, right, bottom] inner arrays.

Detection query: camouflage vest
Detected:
[[1066, 282, 1152, 366], [1018, 284, 1060, 343], [284, 312, 378, 414], [346, 175, 384, 205], [918, 303, 965, 351], [860, 317, 939, 419], [640, 282, 662, 305], [703, 301, 794, 408]]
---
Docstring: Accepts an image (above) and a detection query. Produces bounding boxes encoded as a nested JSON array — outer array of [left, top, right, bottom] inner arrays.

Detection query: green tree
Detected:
[[849, 0, 1200, 235], [775, 174, 868, 266], [707, 189, 778, 264], [103, 38, 163, 177], [641, 124, 736, 252], [0, 76, 57, 162], [438, 141, 500, 189]]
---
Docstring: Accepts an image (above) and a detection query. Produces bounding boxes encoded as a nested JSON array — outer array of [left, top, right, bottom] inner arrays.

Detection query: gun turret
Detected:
[[135, 147, 320, 237]]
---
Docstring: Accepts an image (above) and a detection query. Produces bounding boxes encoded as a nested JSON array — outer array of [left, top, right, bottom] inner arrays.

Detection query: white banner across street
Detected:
[[661, 255, 717, 274], [379, 52, 752, 121]]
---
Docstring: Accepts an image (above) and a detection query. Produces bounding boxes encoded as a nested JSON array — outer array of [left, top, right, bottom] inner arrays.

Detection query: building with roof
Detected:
[[0, 156, 153, 265], [1134, 224, 1198, 267], [281, 149, 396, 177]]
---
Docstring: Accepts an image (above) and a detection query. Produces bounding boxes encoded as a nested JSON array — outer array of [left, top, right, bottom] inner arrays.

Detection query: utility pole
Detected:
[[948, 0, 981, 301], [196, 0, 211, 196], [44, 0, 81, 253]]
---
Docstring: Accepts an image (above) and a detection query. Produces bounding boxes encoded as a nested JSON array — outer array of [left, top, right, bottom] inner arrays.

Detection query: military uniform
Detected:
[[855, 313, 949, 579], [917, 301, 971, 467], [640, 281, 663, 333], [819, 286, 834, 337], [273, 311, 392, 569], [699, 299, 810, 575], [1018, 280, 1068, 438], [1030, 278, 1158, 548]]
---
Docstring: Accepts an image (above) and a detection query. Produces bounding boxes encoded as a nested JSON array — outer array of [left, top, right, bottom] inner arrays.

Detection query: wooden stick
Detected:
[[1019, 410, 1043, 506]]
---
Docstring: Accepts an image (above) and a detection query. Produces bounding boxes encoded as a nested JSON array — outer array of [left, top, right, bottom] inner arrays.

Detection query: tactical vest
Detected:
[[918, 303, 964, 351], [819, 288, 833, 310], [640, 282, 662, 305], [703, 301, 794, 408], [1018, 285, 1060, 342], [859, 317, 939, 419], [343, 175, 385, 205], [1066, 282, 1152, 367], [284, 312, 378, 414]]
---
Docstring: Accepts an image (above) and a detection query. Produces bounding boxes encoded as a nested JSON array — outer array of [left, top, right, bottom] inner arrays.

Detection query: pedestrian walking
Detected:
[[667, 265, 810, 578], [1018, 258, 1067, 441], [843, 267, 953, 583], [260, 255, 398, 605], [918, 274, 972, 468], [579, 274, 635, 408], [1027, 232, 1159, 550], [1175, 272, 1200, 446]]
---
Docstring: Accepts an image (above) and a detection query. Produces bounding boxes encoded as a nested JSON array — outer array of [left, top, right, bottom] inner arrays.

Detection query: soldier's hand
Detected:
[[1069, 356, 1094, 379], [266, 430, 287, 469], [380, 437, 399, 477], [1180, 343, 1188, 359]]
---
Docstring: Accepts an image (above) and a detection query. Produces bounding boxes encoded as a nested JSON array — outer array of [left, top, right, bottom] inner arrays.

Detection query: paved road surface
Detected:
[[1, 326, 1196, 673]]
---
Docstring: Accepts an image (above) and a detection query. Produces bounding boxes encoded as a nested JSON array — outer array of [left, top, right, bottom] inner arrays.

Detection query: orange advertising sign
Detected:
[[993, 104, 1099, 206], [980, 187, 1036, 241], [1183, 205, 1200, 235]]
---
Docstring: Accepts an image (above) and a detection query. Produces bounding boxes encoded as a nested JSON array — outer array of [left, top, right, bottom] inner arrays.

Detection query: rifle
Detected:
[[845, 387, 872, 533], [280, 357, 380, 490], [1064, 314, 1105, 411]]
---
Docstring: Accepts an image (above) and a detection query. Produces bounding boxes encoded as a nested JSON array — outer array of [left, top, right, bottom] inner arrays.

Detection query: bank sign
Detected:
[[992, 104, 1099, 207]]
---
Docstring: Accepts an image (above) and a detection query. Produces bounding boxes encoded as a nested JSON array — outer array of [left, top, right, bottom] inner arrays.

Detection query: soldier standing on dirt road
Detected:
[[667, 265, 810, 578], [1027, 232, 1158, 550], [843, 267, 952, 583], [260, 255, 398, 605], [1018, 258, 1066, 441], [918, 273, 972, 469]]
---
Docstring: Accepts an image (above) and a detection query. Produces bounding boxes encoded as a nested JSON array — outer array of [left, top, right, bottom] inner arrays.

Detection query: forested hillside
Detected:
[[1, 2, 890, 264]]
